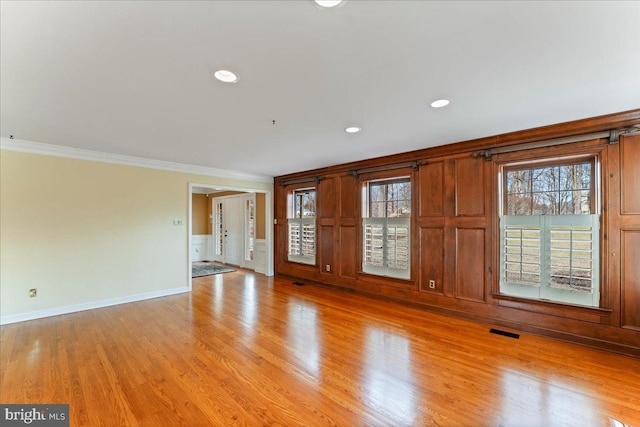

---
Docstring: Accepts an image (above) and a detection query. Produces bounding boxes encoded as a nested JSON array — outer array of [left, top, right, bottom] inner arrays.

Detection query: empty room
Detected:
[[1, 1, 639, 426]]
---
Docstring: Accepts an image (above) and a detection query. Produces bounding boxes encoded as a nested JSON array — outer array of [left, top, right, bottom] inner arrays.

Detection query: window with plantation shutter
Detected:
[[362, 178, 411, 280], [288, 188, 316, 265], [500, 159, 600, 307]]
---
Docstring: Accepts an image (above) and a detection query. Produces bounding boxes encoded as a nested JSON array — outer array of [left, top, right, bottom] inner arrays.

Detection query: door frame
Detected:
[[212, 193, 256, 269], [188, 183, 274, 291]]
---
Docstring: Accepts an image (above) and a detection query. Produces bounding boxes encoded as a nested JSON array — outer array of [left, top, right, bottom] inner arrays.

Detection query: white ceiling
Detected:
[[1, 1, 639, 179]]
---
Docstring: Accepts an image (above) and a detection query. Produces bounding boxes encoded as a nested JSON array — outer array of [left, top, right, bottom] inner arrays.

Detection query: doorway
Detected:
[[188, 183, 273, 289], [213, 194, 247, 267]]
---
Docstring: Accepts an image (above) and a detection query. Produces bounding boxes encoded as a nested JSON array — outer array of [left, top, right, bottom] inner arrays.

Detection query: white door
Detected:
[[223, 196, 243, 266]]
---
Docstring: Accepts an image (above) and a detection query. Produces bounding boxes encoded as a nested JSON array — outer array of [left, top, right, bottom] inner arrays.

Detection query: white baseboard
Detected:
[[0, 286, 190, 325]]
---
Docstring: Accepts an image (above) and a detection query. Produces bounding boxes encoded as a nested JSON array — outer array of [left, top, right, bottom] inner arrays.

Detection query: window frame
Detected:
[[214, 200, 223, 258], [501, 157, 597, 216], [495, 148, 606, 309], [360, 174, 413, 281], [287, 186, 317, 266], [243, 195, 255, 262]]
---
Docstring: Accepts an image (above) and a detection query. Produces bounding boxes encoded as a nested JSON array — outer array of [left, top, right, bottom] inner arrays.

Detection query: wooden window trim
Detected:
[[491, 140, 610, 312], [286, 184, 318, 267], [356, 167, 416, 283]]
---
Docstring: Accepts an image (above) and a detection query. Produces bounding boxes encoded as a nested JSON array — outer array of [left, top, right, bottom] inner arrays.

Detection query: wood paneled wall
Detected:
[[620, 133, 640, 332], [274, 110, 640, 357]]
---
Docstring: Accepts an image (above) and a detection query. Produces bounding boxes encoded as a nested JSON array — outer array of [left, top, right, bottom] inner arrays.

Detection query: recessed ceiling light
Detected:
[[214, 69, 238, 83], [345, 126, 361, 133], [430, 99, 450, 108], [315, 0, 344, 8]]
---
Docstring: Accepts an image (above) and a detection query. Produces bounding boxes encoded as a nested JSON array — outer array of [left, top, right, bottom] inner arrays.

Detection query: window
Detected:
[[362, 177, 411, 280], [244, 197, 255, 262], [214, 201, 223, 257], [288, 188, 316, 265], [500, 159, 600, 307]]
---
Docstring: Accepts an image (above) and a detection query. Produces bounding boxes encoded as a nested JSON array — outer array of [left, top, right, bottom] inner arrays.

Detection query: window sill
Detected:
[[356, 271, 415, 287], [286, 259, 317, 268], [492, 293, 612, 323]]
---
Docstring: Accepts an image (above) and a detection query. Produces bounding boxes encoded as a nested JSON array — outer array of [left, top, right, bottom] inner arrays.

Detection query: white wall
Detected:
[[0, 149, 272, 323]]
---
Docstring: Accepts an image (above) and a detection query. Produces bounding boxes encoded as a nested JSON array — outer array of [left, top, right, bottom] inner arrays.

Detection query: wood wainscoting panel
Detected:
[[339, 226, 357, 279], [275, 223, 288, 271], [622, 230, 640, 330], [419, 161, 444, 217], [619, 134, 640, 330], [339, 174, 358, 218], [455, 157, 485, 217], [320, 225, 335, 275], [621, 133, 640, 214], [455, 227, 486, 302], [319, 176, 336, 219], [419, 227, 445, 294], [274, 184, 287, 220]]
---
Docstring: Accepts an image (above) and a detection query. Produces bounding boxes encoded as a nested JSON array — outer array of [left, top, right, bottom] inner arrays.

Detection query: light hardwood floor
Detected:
[[1, 270, 639, 426]]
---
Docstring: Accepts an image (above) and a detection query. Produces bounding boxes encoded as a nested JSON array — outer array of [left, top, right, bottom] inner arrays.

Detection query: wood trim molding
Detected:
[[275, 109, 640, 182]]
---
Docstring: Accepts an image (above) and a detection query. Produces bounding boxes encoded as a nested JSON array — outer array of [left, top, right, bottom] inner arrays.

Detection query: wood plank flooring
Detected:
[[1, 270, 640, 426]]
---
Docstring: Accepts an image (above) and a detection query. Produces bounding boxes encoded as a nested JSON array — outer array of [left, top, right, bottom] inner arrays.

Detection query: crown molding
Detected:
[[0, 137, 273, 184]]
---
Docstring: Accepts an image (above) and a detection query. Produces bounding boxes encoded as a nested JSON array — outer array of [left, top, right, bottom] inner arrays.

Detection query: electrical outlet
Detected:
[[429, 280, 436, 289], [29, 288, 37, 298], [326, 264, 331, 272]]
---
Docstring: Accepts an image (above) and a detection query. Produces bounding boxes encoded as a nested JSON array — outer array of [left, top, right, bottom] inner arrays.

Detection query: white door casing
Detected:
[[205, 187, 273, 277]]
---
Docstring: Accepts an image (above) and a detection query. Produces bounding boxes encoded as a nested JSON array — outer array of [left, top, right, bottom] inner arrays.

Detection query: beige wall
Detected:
[[0, 150, 272, 321], [191, 194, 209, 235], [207, 197, 213, 235]]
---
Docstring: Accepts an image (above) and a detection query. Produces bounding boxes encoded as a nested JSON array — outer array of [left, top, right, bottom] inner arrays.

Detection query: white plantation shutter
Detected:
[[386, 220, 410, 272], [288, 221, 301, 256], [544, 215, 599, 306], [364, 220, 384, 268], [363, 217, 410, 279], [301, 220, 316, 258], [500, 215, 599, 306], [288, 218, 315, 264], [501, 216, 542, 300]]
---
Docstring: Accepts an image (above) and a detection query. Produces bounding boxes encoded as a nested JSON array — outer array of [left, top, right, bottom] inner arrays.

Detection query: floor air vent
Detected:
[[490, 329, 520, 339], [292, 282, 305, 286]]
